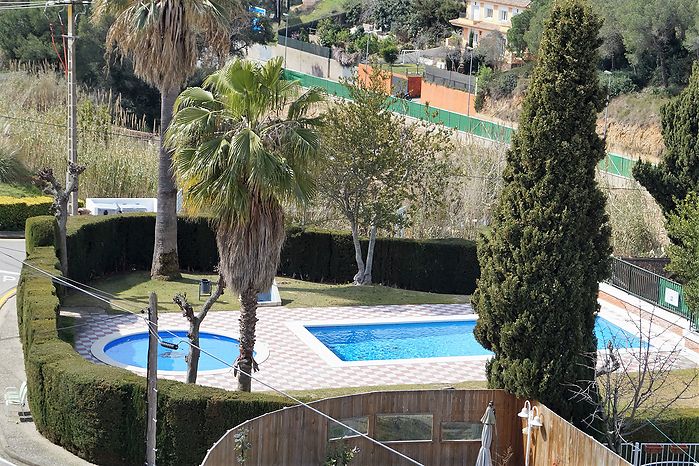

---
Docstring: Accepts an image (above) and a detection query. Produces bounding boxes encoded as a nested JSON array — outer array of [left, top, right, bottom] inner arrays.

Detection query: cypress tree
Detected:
[[473, 0, 611, 421], [633, 63, 699, 216]]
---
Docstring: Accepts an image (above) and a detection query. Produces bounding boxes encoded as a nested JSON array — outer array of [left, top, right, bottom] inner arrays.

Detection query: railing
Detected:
[[608, 257, 698, 330], [620, 442, 699, 466], [282, 69, 636, 178]]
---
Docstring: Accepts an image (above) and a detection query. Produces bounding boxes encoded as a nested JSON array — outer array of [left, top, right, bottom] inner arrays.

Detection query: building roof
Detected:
[[499, 0, 531, 7]]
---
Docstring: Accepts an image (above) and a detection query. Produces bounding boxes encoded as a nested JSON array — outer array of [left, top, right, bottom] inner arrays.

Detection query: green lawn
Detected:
[[61, 271, 469, 313], [295, 0, 345, 23], [0, 182, 41, 197]]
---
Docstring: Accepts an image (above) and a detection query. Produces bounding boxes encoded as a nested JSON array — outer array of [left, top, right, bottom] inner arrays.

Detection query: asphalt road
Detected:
[[0, 239, 25, 297]]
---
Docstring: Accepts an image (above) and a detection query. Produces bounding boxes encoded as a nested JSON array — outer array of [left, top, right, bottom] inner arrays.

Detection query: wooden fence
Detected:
[[527, 402, 632, 466], [201, 390, 631, 466]]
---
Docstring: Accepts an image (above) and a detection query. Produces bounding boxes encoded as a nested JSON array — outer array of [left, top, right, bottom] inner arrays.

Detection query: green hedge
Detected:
[[20, 217, 291, 466], [629, 409, 699, 443], [62, 216, 479, 294], [0, 195, 53, 231], [280, 226, 480, 294], [25, 215, 56, 254]]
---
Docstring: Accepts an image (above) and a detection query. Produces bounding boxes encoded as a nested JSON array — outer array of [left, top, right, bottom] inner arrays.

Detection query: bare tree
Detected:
[[570, 308, 698, 453], [35, 163, 85, 275], [172, 274, 225, 383]]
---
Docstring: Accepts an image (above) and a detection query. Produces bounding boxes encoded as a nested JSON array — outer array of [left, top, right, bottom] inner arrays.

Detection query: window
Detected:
[[328, 417, 368, 440], [485, 6, 494, 18], [441, 422, 483, 441], [500, 9, 508, 21], [376, 414, 433, 442]]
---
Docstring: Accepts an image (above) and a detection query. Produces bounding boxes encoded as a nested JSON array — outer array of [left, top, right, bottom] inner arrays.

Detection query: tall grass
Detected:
[[0, 69, 158, 198]]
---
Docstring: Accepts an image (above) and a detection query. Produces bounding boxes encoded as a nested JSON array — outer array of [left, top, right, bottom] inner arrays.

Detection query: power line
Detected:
[[0, 113, 158, 142], [0, 248, 424, 465]]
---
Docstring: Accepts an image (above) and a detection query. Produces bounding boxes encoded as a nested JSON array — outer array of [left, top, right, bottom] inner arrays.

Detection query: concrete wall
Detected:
[[420, 80, 477, 116], [247, 43, 354, 81]]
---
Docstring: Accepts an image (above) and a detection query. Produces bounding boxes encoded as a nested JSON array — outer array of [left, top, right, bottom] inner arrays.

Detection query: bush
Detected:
[[601, 70, 637, 98], [18, 245, 290, 466], [474, 92, 486, 112], [280, 226, 479, 294], [25, 215, 56, 254], [0, 195, 53, 230], [489, 72, 518, 99], [630, 409, 699, 443], [65, 216, 480, 294]]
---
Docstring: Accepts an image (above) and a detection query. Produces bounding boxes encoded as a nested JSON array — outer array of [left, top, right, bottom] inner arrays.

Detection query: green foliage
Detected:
[[522, 0, 553, 56], [489, 72, 518, 99], [317, 17, 341, 47], [18, 242, 291, 465], [601, 70, 637, 97], [404, 0, 464, 46], [380, 42, 399, 64], [633, 63, 699, 215], [0, 140, 31, 184], [0, 8, 57, 63], [368, 0, 411, 32], [280, 226, 479, 294], [474, 92, 485, 112], [0, 196, 53, 231], [62, 214, 479, 294], [25, 215, 56, 254], [473, 0, 611, 422], [629, 409, 699, 443], [666, 192, 699, 311], [507, 7, 533, 56]]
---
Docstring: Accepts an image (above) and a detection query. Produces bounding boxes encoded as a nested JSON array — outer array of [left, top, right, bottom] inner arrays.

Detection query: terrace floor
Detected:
[[70, 299, 699, 392]]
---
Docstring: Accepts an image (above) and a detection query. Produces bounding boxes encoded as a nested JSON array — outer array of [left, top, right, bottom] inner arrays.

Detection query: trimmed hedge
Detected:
[[20, 217, 292, 466], [25, 215, 56, 254], [280, 226, 480, 294], [60, 215, 479, 294], [630, 409, 699, 443], [0, 195, 52, 231]]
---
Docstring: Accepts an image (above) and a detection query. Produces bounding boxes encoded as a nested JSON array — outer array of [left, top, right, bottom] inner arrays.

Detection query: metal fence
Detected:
[[620, 442, 699, 466], [424, 65, 476, 93], [608, 257, 698, 330], [282, 69, 636, 177], [282, 36, 331, 59]]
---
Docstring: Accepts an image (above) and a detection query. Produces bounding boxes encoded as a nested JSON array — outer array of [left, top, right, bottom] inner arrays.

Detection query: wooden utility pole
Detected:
[[65, 1, 79, 215], [146, 292, 158, 466]]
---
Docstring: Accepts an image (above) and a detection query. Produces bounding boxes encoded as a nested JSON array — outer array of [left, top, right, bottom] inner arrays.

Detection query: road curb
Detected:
[[0, 288, 17, 310], [0, 233, 24, 240]]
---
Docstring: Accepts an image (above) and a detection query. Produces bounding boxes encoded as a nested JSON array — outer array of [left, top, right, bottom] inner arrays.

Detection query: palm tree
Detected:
[[166, 58, 324, 391], [92, 0, 239, 279]]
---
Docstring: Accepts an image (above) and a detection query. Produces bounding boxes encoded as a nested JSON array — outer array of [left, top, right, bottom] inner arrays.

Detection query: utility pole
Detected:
[[146, 292, 158, 466], [65, 0, 79, 215]]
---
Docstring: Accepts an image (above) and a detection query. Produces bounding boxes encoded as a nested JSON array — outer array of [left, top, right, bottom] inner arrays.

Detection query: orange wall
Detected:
[[358, 64, 392, 95], [420, 80, 477, 116]]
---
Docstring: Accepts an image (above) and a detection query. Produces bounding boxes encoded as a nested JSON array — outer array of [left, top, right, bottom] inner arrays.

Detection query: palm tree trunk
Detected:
[[237, 287, 258, 392], [151, 87, 181, 279], [361, 224, 378, 285], [350, 222, 366, 284], [186, 319, 201, 384]]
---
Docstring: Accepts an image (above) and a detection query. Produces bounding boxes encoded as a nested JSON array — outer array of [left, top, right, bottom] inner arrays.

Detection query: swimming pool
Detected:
[[296, 316, 642, 364], [91, 329, 269, 375]]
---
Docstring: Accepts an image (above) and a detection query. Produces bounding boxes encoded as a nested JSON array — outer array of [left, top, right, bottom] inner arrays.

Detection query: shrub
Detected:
[[25, 215, 57, 254], [18, 245, 291, 466], [474, 92, 486, 112], [629, 409, 699, 443], [489, 72, 518, 99], [280, 226, 479, 294], [0, 195, 53, 230], [64, 216, 480, 294], [600, 70, 637, 97]]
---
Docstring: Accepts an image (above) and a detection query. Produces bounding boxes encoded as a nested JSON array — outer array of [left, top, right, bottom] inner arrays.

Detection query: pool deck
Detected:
[[70, 298, 699, 392]]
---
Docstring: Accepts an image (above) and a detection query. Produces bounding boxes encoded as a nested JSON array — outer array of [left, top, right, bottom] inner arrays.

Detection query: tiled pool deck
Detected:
[[71, 299, 699, 393]]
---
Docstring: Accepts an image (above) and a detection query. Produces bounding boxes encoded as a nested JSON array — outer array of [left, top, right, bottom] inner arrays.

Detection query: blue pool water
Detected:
[[103, 331, 241, 372], [307, 317, 642, 362]]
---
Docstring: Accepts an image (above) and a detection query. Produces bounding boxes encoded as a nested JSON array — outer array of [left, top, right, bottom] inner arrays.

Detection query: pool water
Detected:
[[306, 317, 641, 362], [103, 330, 241, 372]]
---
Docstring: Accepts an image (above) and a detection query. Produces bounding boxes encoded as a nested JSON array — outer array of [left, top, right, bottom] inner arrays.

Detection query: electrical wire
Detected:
[[0, 113, 158, 141], [0, 247, 425, 466]]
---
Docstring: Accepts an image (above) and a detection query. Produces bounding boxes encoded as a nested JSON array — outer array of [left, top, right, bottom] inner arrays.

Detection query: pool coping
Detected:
[[90, 327, 270, 376]]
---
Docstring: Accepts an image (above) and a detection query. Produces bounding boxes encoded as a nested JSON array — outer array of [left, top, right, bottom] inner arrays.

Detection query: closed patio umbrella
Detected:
[[475, 401, 496, 466]]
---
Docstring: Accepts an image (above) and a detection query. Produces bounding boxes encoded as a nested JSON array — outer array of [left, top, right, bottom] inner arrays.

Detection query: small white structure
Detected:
[[85, 192, 183, 215], [85, 198, 155, 215], [258, 281, 282, 307]]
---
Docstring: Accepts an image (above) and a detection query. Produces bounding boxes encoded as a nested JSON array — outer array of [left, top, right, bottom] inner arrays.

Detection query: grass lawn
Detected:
[[61, 271, 469, 313], [376, 63, 425, 75], [295, 0, 345, 23], [0, 182, 41, 197]]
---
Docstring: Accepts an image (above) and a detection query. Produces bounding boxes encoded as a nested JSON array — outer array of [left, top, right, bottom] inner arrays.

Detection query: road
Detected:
[[0, 239, 25, 297]]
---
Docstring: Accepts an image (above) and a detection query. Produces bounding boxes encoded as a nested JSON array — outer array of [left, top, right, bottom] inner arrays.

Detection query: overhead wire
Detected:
[[0, 246, 425, 466]]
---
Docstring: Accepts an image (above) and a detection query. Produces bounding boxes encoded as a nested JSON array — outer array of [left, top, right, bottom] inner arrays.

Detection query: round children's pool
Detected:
[[91, 329, 269, 375]]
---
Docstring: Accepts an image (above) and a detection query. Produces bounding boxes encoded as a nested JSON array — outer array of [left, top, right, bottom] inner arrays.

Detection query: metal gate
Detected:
[[619, 442, 699, 465]]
